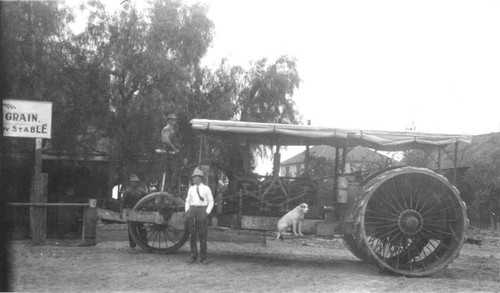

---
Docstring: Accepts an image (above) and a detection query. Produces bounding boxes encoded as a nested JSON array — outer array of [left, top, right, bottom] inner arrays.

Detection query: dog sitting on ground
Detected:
[[276, 203, 309, 240]]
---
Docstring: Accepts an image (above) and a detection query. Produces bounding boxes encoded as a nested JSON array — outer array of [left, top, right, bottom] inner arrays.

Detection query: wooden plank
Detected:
[[123, 209, 159, 223], [121, 209, 186, 227], [241, 216, 279, 231], [316, 221, 339, 238], [97, 208, 125, 223], [207, 227, 266, 243], [212, 214, 239, 228], [167, 212, 186, 229], [241, 215, 322, 233], [10, 203, 90, 207]]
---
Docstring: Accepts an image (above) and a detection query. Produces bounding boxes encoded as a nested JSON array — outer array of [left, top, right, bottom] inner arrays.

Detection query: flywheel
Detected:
[[352, 167, 468, 276]]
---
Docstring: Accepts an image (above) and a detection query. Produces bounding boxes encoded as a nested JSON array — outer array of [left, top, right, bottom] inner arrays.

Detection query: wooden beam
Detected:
[[10, 203, 90, 207], [30, 138, 47, 245], [304, 120, 311, 175]]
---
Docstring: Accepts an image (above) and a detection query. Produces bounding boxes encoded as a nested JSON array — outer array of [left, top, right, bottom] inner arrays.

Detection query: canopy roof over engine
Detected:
[[190, 119, 472, 151]]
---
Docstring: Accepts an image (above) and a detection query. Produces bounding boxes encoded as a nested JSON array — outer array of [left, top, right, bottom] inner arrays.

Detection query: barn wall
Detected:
[[2, 152, 110, 239]]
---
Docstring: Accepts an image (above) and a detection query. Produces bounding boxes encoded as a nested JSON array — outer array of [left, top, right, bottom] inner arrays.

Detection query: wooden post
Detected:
[[453, 141, 459, 186], [273, 145, 281, 177], [200, 165, 210, 185], [30, 138, 47, 245], [243, 139, 250, 176], [437, 147, 442, 172], [82, 199, 98, 246], [333, 146, 340, 202], [341, 133, 353, 175], [304, 120, 311, 175], [198, 135, 204, 167], [341, 148, 347, 175], [237, 189, 243, 228]]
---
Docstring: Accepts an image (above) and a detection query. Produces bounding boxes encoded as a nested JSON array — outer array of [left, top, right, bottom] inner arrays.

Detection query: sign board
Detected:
[[3, 99, 52, 139]]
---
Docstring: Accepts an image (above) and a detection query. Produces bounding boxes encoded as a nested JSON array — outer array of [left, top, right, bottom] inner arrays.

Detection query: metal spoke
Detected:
[[368, 194, 402, 216], [162, 229, 170, 246], [421, 206, 454, 218], [164, 229, 176, 245], [381, 183, 406, 212], [373, 192, 401, 215]]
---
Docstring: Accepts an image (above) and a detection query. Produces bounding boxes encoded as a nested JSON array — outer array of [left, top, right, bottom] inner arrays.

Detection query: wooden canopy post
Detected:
[[273, 145, 281, 178], [341, 133, 355, 175], [304, 146, 310, 176], [453, 141, 459, 186], [333, 146, 340, 200], [304, 120, 311, 176], [198, 134, 204, 167], [437, 147, 442, 172], [243, 139, 251, 176], [331, 145, 340, 221]]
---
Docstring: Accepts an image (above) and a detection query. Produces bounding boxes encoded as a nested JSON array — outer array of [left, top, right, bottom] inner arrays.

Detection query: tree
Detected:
[[238, 56, 300, 124], [463, 137, 500, 228], [1, 1, 74, 100], [71, 0, 215, 185], [401, 149, 432, 167], [199, 56, 301, 179], [1, 1, 76, 152], [3, 0, 302, 196]]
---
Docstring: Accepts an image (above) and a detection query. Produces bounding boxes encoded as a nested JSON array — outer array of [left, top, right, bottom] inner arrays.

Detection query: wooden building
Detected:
[[2, 138, 110, 239]]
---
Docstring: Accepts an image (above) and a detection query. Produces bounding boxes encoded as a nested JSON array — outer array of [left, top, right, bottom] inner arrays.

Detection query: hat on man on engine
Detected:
[[129, 174, 140, 182], [191, 168, 204, 178], [166, 114, 178, 121]]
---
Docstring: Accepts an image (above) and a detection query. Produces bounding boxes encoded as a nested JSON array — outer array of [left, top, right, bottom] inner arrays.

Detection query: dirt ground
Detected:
[[7, 225, 500, 293]]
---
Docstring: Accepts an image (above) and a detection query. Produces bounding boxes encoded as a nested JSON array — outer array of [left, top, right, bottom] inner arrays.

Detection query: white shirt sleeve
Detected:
[[204, 185, 214, 214], [185, 186, 193, 212]]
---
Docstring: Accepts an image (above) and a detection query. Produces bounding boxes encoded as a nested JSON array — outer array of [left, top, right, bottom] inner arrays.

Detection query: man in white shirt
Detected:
[[185, 168, 214, 263]]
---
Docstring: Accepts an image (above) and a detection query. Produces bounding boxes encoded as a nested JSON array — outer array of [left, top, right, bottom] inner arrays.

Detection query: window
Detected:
[[112, 184, 122, 200]]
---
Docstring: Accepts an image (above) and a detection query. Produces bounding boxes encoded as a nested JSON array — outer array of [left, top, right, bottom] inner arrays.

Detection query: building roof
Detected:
[[281, 145, 391, 166], [431, 132, 500, 169]]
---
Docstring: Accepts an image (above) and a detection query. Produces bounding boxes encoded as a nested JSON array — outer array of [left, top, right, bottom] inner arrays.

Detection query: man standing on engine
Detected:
[[157, 114, 180, 154], [156, 114, 181, 192]]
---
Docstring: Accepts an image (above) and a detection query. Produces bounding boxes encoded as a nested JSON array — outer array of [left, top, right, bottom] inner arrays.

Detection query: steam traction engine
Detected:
[[125, 119, 472, 277]]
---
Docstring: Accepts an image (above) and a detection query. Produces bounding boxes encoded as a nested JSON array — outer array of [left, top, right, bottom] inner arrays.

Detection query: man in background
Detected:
[[120, 174, 147, 250]]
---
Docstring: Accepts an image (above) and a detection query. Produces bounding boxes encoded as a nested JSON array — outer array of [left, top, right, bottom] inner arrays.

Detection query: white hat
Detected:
[[191, 168, 204, 178]]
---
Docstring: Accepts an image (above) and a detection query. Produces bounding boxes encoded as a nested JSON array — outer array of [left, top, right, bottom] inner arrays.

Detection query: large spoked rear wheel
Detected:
[[353, 167, 468, 277], [342, 233, 369, 261], [129, 192, 188, 253]]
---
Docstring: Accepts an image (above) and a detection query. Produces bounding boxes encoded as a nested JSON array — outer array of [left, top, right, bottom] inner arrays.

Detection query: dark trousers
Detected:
[[128, 223, 147, 248], [186, 206, 208, 260], [128, 229, 136, 248]]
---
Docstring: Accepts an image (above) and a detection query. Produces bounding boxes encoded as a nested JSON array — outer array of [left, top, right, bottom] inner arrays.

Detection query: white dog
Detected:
[[276, 203, 309, 240]]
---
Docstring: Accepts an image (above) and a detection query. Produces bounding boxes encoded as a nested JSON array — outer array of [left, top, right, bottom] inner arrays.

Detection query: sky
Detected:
[[80, 0, 500, 169], [184, 0, 500, 169], [194, 0, 500, 134]]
